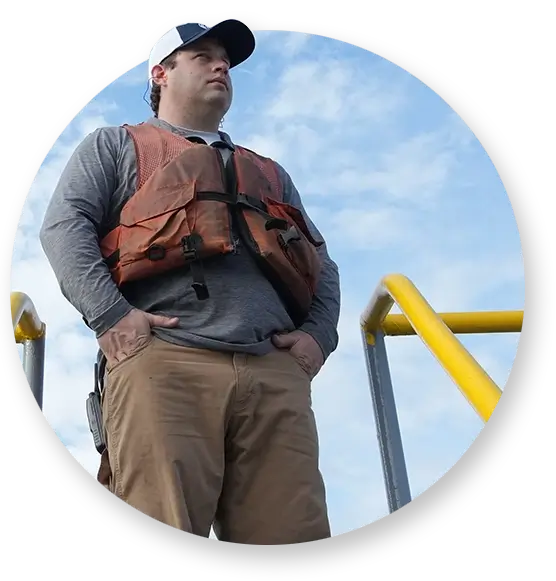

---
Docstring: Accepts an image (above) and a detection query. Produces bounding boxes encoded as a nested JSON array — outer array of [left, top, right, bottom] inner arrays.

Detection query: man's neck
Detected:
[[157, 105, 221, 133]]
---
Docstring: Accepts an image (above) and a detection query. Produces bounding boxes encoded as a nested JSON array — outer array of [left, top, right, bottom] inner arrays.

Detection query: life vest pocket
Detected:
[[264, 197, 323, 294], [101, 179, 233, 285], [241, 197, 323, 318]]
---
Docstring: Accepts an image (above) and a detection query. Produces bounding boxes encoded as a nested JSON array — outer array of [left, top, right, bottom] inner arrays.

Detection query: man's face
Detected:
[[160, 37, 233, 117]]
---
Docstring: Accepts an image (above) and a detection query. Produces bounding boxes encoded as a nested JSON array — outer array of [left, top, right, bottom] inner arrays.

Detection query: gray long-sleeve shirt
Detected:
[[39, 117, 340, 360]]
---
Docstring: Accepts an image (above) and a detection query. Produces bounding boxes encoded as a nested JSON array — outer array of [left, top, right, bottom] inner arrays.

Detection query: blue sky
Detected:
[[11, 30, 524, 537]]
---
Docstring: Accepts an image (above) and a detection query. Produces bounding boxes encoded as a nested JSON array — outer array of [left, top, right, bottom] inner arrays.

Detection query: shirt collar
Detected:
[[146, 117, 236, 150]]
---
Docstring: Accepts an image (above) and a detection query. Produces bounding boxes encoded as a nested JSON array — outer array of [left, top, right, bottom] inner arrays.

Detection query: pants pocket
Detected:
[[105, 334, 156, 375]]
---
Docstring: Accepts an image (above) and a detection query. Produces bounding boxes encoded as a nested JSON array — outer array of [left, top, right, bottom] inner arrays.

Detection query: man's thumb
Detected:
[[271, 333, 296, 348], [145, 313, 180, 328]]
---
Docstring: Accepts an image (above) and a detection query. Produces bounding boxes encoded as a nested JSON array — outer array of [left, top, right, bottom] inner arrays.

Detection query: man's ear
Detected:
[[151, 64, 167, 87]]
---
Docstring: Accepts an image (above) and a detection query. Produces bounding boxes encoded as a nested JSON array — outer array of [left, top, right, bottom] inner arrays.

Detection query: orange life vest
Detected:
[[99, 123, 323, 325]]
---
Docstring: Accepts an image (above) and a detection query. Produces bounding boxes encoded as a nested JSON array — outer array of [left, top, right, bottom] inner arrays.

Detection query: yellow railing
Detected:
[[382, 310, 523, 336], [11, 291, 46, 343], [361, 274, 523, 422], [11, 291, 46, 409]]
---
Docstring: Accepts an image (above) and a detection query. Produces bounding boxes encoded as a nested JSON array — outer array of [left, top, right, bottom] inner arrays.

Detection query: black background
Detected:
[[0, 6, 555, 579]]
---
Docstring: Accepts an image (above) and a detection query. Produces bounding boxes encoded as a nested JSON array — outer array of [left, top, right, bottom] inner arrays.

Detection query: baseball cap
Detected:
[[148, 20, 255, 84]]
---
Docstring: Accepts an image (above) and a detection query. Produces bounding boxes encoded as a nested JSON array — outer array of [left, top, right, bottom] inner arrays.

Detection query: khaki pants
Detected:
[[97, 335, 330, 544]]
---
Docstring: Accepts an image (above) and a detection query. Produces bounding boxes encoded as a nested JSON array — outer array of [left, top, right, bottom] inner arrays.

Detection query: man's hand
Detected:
[[271, 330, 324, 379], [98, 308, 179, 368]]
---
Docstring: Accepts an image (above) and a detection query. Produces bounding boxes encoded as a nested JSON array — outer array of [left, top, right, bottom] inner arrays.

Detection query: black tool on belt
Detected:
[[86, 356, 107, 455]]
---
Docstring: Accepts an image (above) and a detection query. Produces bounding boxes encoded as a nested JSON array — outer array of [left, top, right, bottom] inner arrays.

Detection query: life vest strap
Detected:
[[181, 233, 209, 300]]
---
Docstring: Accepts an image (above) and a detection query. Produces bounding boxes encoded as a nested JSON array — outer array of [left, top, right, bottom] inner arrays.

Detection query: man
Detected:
[[40, 19, 341, 544]]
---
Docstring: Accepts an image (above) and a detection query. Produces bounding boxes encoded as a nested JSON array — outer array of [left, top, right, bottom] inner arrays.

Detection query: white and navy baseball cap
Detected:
[[148, 20, 255, 84]]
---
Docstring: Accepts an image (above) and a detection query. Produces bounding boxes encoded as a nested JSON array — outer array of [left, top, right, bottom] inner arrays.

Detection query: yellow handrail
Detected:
[[360, 274, 516, 422], [382, 310, 523, 336], [11, 291, 45, 344]]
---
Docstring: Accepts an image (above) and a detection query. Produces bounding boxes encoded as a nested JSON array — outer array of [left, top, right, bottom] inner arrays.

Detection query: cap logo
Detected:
[[198, 24, 209, 29]]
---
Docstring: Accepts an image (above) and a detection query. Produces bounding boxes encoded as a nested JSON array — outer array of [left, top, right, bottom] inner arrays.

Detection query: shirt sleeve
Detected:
[[39, 127, 134, 337]]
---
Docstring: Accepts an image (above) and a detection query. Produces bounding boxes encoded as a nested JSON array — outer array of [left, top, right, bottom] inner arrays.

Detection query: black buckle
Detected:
[[181, 233, 203, 259], [278, 225, 301, 247], [181, 233, 209, 300]]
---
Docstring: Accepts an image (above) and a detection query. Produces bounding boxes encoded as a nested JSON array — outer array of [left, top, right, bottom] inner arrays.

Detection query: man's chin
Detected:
[[205, 96, 231, 115]]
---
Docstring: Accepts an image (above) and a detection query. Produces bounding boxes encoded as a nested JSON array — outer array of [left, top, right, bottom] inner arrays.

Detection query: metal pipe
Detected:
[[362, 328, 411, 512], [22, 334, 46, 410]]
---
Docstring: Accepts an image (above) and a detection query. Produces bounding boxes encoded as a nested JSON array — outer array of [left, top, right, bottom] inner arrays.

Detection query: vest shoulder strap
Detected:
[[123, 123, 194, 190], [235, 145, 283, 201]]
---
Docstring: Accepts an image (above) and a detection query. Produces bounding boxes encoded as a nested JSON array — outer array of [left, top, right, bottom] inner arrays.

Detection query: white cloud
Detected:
[[268, 58, 404, 123], [442, 109, 478, 150], [414, 254, 524, 312], [303, 127, 462, 204], [234, 52, 450, 218], [112, 63, 149, 86], [240, 133, 287, 162], [328, 206, 414, 250], [363, 132, 456, 200], [254, 30, 312, 59]]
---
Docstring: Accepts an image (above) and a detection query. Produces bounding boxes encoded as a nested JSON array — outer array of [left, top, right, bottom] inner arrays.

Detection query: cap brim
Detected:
[[193, 19, 256, 68]]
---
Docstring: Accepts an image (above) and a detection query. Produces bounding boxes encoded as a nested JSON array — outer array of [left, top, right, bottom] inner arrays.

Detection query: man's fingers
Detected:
[[271, 333, 297, 348], [145, 313, 180, 328]]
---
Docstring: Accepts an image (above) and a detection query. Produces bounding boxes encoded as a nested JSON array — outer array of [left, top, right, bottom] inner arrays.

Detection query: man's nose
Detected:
[[213, 60, 230, 74]]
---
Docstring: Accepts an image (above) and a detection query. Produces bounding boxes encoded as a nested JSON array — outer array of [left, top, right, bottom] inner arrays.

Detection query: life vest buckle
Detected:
[[278, 225, 301, 248], [181, 233, 209, 300], [181, 233, 203, 260]]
